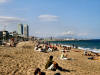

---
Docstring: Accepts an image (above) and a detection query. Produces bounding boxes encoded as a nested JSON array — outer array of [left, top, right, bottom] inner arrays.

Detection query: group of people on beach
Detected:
[[84, 50, 100, 60], [33, 42, 73, 75], [34, 43, 59, 52], [34, 42, 73, 60], [34, 42, 73, 59], [34, 42, 72, 52]]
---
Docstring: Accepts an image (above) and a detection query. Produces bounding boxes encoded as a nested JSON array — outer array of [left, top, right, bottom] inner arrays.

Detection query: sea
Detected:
[[49, 39, 100, 53]]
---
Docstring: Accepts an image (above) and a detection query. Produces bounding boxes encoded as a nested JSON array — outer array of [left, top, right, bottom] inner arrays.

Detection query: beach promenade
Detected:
[[0, 41, 100, 75]]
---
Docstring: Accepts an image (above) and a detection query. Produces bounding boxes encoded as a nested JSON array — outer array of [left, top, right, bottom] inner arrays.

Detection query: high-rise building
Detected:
[[17, 24, 23, 36], [0, 31, 3, 39], [24, 24, 29, 37], [0, 31, 9, 40]]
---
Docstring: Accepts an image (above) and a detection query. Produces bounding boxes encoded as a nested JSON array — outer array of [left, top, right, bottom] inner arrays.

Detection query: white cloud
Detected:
[[0, 0, 10, 3], [0, 16, 25, 25], [34, 30, 89, 38], [38, 14, 59, 22], [62, 31, 89, 36], [62, 31, 74, 35], [35, 31, 75, 37]]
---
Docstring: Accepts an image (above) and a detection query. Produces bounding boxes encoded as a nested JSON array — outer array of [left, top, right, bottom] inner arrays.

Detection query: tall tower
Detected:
[[17, 24, 23, 36], [24, 24, 29, 38]]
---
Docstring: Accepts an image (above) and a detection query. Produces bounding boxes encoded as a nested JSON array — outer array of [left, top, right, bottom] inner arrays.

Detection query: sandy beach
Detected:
[[0, 41, 100, 75]]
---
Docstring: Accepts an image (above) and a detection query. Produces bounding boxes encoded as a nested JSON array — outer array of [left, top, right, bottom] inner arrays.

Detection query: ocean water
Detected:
[[49, 39, 100, 53]]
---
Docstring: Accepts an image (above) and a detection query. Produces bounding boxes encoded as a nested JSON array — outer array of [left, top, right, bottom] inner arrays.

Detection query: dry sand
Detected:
[[0, 42, 100, 75]]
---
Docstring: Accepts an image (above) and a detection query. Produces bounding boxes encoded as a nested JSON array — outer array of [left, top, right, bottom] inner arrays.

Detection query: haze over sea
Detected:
[[49, 39, 100, 53]]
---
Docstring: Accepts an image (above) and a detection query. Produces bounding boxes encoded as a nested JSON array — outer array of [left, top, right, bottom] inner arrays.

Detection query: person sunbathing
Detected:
[[60, 52, 68, 60], [34, 68, 45, 75], [47, 47, 53, 52], [84, 50, 88, 56], [45, 56, 54, 69], [84, 51, 95, 56], [34, 46, 38, 51], [54, 73, 61, 75], [45, 56, 65, 71], [88, 56, 100, 60], [45, 56, 61, 71], [47, 61, 59, 71]]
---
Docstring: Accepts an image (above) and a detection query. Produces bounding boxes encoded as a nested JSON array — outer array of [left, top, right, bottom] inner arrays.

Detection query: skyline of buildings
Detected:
[[24, 24, 29, 38], [17, 24, 23, 36], [17, 24, 29, 38]]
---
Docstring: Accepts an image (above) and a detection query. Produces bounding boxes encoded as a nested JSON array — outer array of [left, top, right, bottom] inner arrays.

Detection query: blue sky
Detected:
[[0, 0, 100, 39]]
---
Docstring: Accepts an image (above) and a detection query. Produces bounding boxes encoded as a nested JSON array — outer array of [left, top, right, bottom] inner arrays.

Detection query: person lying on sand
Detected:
[[83, 51, 96, 56], [34, 68, 45, 75], [54, 73, 61, 75], [47, 47, 53, 52], [88, 56, 100, 60], [60, 50, 68, 60], [34, 46, 38, 50], [84, 50, 88, 56], [47, 61, 59, 71]]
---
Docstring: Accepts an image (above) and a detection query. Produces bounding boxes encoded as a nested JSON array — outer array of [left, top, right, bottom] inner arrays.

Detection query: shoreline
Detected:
[[47, 41, 100, 53]]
